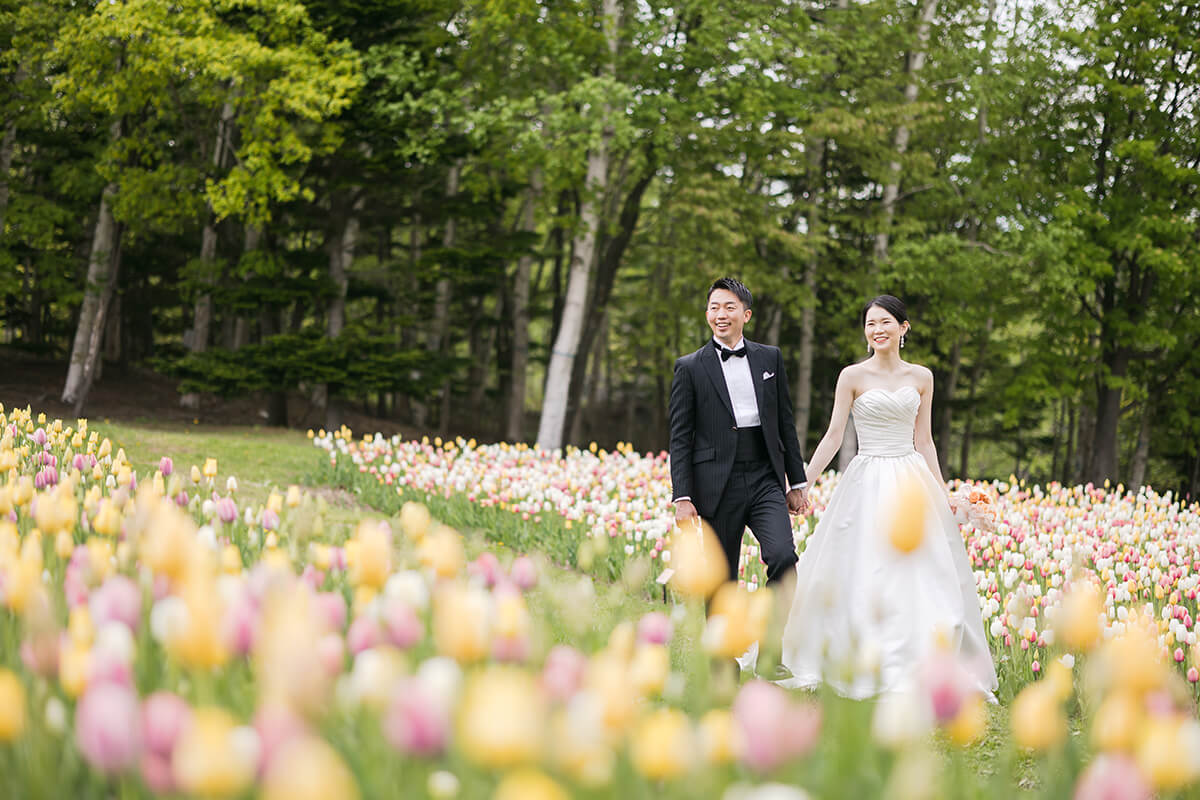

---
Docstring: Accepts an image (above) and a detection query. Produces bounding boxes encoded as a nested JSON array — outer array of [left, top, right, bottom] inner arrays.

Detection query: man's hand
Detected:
[[674, 499, 699, 526], [786, 487, 810, 516]]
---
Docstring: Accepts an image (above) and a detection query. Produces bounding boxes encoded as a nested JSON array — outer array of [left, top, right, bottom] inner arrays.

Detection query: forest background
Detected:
[[1, 0, 1198, 495]]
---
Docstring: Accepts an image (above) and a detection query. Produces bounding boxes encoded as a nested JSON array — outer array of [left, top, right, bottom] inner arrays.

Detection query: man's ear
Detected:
[[744, 308, 753, 323]]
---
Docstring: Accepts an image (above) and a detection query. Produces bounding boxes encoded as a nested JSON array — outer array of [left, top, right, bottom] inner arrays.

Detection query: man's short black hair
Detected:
[[708, 277, 753, 309]]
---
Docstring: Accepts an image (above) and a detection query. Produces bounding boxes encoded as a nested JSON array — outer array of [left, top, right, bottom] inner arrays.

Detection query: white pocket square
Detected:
[[763, 371, 775, 380]]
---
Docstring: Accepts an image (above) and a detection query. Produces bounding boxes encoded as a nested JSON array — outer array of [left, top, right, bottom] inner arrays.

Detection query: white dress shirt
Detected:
[[715, 337, 760, 428]]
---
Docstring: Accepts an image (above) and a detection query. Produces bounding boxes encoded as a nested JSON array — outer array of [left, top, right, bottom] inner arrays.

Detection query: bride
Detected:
[[778, 295, 997, 699]]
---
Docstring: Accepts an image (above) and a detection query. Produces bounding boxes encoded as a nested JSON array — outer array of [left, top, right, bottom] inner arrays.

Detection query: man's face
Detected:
[[706, 288, 751, 347]]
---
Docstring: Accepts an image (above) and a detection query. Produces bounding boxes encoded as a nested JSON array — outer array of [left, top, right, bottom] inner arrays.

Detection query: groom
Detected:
[[669, 277, 810, 587]]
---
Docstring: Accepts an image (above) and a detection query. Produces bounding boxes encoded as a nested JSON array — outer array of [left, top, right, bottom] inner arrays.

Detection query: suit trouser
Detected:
[[707, 457, 798, 586]]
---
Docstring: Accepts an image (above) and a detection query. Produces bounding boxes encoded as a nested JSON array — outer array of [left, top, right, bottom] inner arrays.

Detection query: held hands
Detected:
[[787, 487, 810, 516]]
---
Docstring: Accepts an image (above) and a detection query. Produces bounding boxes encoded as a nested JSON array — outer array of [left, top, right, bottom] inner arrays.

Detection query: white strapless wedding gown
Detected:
[[779, 386, 997, 699]]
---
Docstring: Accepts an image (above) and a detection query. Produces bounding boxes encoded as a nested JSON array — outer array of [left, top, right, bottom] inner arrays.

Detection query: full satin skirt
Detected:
[[779, 451, 998, 699]]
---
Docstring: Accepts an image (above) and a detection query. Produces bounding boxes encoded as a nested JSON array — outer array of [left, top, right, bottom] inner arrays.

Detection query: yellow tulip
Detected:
[[0, 669, 27, 741], [630, 709, 695, 780], [1136, 716, 1197, 791], [420, 525, 464, 579], [1056, 582, 1103, 652], [493, 769, 567, 800], [945, 694, 987, 746], [400, 501, 432, 543], [1091, 690, 1142, 753], [629, 644, 670, 697], [59, 644, 91, 698], [669, 518, 728, 599], [261, 736, 360, 800], [1011, 682, 1066, 751], [457, 667, 546, 769], [350, 520, 391, 589], [286, 485, 302, 508], [171, 708, 255, 798], [888, 473, 928, 553], [698, 709, 741, 765], [92, 499, 122, 537], [203, 458, 218, 479], [433, 583, 490, 664], [703, 583, 772, 658], [548, 703, 614, 787]]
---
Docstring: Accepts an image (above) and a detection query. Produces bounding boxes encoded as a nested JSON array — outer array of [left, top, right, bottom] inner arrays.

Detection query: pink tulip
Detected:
[[1073, 754, 1152, 800], [141, 692, 192, 758], [89, 649, 134, 688], [75, 684, 142, 774], [384, 600, 423, 650], [222, 594, 259, 656], [468, 553, 501, 587], [141, 752, 176, 794], [316, 633, 345, 676], [509, 556, 538, 591], [314, 592, 347, 633], [637, 612, 674, 645], [383, 679, 449, 757], [492, 632, 530, 663], [254, 704, 308, 778], [300, 564, 324, 590], [733, 680, 819, 772], [262, 508, 280, 531], [216, 497, 237, 524], [20, 632, 60, 677], [33, 427, 47, 446], [174, 491, 189, 507], [1188, 667, 1198, 683], [541, 645, 587, 702], [90, 576, 142, 631], [159, 457, 173, 476], [347, 616, 382, 655]]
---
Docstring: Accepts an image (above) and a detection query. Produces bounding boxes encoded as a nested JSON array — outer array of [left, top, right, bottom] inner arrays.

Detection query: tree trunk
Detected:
[[936, 337, 962, 478], [1128, 399, 1152, 491], [795, 137, 824, 447], [428, 159, 462, 435], [562, 165, 654, 440], [103, 292, 122, 364], [507, 173, 541, 441], [958, 316, 993, 477], [0, 114, 16, 239], [538, 0, 622, 451], [872, 0, 939, 267], [182, 100, 236, 410], [320, 195, 363, 432], [62, 182, 120, 410], [1088, 346, 1130, 483]]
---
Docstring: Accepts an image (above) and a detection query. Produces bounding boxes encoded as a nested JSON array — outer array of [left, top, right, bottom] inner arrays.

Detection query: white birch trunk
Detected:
[[536, 0, 620, 451], [61, 183, 119, 408], [872, 0, 939, 265]]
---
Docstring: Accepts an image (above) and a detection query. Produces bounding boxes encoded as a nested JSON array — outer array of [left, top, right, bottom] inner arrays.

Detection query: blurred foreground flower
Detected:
[[630, 708, 695, 780], [457, 667, 546, 769], [261, 735, 360, 800], [670, 518, 727, 599], [0, 668, 27, 741], [887, 472, 927, 554]]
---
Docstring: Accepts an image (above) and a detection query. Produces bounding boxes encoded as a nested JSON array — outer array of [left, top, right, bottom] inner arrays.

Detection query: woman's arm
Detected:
[[804, 367, 857, 481], [913, 366, 952, 506]]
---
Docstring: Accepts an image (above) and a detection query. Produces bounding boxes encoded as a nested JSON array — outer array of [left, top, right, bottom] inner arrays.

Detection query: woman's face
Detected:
[[864, 305, 909, 354]]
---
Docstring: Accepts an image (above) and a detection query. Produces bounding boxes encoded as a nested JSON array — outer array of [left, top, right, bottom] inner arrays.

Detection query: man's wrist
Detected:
[[673, 496, 692, 505], [789, 482, 808, 492]]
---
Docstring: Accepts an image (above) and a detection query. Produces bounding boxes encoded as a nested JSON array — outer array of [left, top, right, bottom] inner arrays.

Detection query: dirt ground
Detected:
[[0, 348, 416, 436]]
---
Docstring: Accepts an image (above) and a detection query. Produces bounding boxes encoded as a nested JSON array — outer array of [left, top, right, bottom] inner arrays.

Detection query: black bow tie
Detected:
[[715, 342, 747, 361]]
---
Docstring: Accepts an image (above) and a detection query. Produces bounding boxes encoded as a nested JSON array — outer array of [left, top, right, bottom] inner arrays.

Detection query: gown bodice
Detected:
[[852, 386, 919, 458]]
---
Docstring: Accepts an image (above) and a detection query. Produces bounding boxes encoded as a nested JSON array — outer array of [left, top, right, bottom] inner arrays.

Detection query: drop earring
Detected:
[[867, 343, 873, 355], [900, 335, 905, 349]]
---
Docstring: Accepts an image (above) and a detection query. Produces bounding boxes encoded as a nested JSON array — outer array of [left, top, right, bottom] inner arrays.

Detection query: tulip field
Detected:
[[5, 408, 1200, 799]]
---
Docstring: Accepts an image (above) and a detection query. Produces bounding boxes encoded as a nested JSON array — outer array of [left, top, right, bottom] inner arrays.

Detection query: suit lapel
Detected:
[[746, 341, 767, 424], [699, 343, 736, 422]]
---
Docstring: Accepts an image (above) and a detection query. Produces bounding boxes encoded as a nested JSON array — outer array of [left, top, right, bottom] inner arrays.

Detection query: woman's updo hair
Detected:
[[861, 295, 908, 327]]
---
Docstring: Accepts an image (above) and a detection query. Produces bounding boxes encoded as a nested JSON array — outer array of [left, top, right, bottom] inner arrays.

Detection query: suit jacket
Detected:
[[669, 339, 808, 519]]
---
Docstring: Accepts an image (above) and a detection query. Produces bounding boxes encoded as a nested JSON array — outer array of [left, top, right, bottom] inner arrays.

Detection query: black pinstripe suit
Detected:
[[669, 339, 808, 584]]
